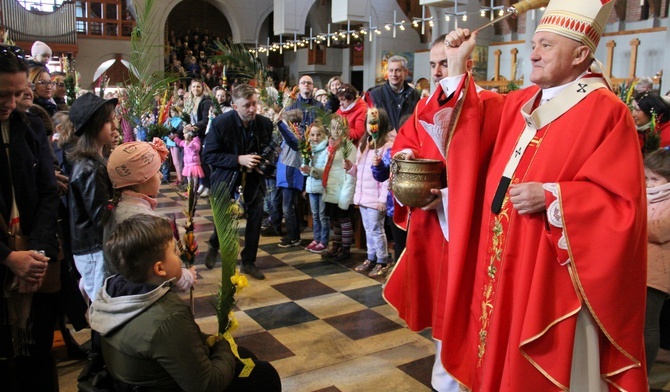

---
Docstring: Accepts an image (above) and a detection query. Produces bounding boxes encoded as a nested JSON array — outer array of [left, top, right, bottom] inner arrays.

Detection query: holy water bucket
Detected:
[[390, 159, 445, 208]]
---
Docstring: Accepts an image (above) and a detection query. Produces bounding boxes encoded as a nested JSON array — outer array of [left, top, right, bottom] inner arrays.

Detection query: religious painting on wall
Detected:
[[472, 45, 488, 82], [379, 51, 415, 85]]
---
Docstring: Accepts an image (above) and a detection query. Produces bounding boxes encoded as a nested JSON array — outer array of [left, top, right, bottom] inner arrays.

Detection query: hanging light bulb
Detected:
[[480, 10, 485, 17], [445, 15, 451, 21], [498, 9, 504, 16], [385, 24, 391, 30], [462, 14, 467, 21], [429, 20, 434, 27], [412, 20, 419, 27], [352, 33, 359, 38], [399, 24, 405, 30], [360, 29, 367, 34], [375, 29, 381, 35]]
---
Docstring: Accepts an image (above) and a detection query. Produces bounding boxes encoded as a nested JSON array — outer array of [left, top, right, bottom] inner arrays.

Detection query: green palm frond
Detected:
[[212, 39, 266, 84], [209, 182, 240, 334], [123, 0, 178, 128], [312, 106, 334, 132]]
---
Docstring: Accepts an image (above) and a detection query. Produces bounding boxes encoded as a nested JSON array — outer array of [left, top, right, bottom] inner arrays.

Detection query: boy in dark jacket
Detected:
[[89, 214, 280, 391]]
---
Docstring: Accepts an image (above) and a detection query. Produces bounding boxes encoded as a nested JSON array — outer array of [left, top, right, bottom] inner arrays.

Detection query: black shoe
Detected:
[[332, 249, 351, 263], [278, 237, 300, 248], [205, 246, 219, 269], [241, 264, 265, 280], [261, 227, 281, 236], [321, 245, 341, 260], [60, 323, 89, 360], [77, 352, 104, 382]]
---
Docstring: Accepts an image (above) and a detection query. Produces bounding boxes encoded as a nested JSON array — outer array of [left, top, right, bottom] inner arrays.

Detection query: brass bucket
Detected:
[[390, 159, 445, 208]]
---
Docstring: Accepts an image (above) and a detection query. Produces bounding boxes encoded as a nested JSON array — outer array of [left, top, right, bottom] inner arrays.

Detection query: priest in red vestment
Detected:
[[432, 0, 648, 390], [382, 36, 502, 391]]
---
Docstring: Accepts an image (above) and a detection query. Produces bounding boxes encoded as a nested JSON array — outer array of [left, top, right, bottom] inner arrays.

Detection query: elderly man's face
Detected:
[[387, 61, 407, 89], [429, 43, 449, 83], [529, 32, 585, 89], [299, 76, 314, 98]]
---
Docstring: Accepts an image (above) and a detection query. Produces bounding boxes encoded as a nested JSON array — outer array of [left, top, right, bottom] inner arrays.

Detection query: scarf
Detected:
[[647, 181, 670, 204], [311, 139, 328, 154], [322, 138, 342, 188]]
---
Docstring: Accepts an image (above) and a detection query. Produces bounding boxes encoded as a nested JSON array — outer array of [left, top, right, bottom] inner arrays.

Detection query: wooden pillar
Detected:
[[606, 40, 616, 79], [629, 38, 640, 79], [494, 49, 501, 81], [510, 48, 518, 81]]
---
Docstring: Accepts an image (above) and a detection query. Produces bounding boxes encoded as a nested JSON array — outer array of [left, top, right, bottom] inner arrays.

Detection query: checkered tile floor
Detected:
[[56, 183, 437, 391], [56, 182, 670, 391]]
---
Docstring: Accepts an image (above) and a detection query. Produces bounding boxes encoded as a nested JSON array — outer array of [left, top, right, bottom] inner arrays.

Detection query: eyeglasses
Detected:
[[35, 80, 54, 87], [52, 82, 65, 88], [300, 81, 313, 85]]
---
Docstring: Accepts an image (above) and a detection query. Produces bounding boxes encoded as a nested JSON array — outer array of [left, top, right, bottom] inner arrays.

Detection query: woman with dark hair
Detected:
[[335, 83, 368, 145], [29, 66, 58, 116], [633, 91, 670, 148]]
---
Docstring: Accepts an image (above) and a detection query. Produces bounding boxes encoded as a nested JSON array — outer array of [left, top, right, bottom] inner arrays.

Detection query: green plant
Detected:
[[122, 0, 178, 129], [212, 39, 266, 85]]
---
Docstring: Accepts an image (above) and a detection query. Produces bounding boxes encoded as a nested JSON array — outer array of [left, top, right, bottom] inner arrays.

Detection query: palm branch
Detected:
[[312, 106, 334, 132], [122, 0, 179, 129], [209, 182, 241, 334], [212, 39, 266, 85]]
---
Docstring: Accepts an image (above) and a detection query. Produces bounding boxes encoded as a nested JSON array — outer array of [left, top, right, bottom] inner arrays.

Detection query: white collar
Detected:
[[540, 71, 589, 105]]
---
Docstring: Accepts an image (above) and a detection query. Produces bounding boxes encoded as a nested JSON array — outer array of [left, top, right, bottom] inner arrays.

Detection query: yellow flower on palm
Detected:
[[231, 272, 248, 293]]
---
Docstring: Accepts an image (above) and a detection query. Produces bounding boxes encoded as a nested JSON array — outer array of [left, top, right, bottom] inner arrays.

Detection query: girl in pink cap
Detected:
[[106, 138, 196, 292]]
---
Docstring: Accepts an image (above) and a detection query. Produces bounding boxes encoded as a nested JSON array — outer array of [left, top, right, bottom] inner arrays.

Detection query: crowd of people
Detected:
[[3, 0, 670, 389]]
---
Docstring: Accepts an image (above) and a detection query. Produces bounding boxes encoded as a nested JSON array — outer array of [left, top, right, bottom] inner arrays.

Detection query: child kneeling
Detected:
[[90, 214, 281, 391]]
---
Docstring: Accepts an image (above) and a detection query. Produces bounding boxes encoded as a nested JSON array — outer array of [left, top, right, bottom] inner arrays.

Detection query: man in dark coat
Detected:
[[202, 84, 273, 280], [367, 55, 421, 131]]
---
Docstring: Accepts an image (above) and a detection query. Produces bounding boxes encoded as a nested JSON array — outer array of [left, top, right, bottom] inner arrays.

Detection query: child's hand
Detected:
[[372, 154, 382, 166], [300, 165, 311, 174], [342, 159, 353, 171], [188, 266, 197, 285], [378, 202, 387, 213]]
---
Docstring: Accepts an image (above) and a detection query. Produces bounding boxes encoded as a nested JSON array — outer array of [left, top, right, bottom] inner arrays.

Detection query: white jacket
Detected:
[[323, 145, 356, 210]]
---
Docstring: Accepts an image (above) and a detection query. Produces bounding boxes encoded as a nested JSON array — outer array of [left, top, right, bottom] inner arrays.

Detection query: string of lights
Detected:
[[248, 4, 524, 55]]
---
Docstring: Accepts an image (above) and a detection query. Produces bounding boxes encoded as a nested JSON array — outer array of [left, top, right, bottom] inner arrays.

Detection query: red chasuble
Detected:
[[442, 77, 647, 391], [383, 76, 502, 342]]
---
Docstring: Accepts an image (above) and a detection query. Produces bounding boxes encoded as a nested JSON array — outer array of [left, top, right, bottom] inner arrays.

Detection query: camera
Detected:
[[249, 140, 280, 177]]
